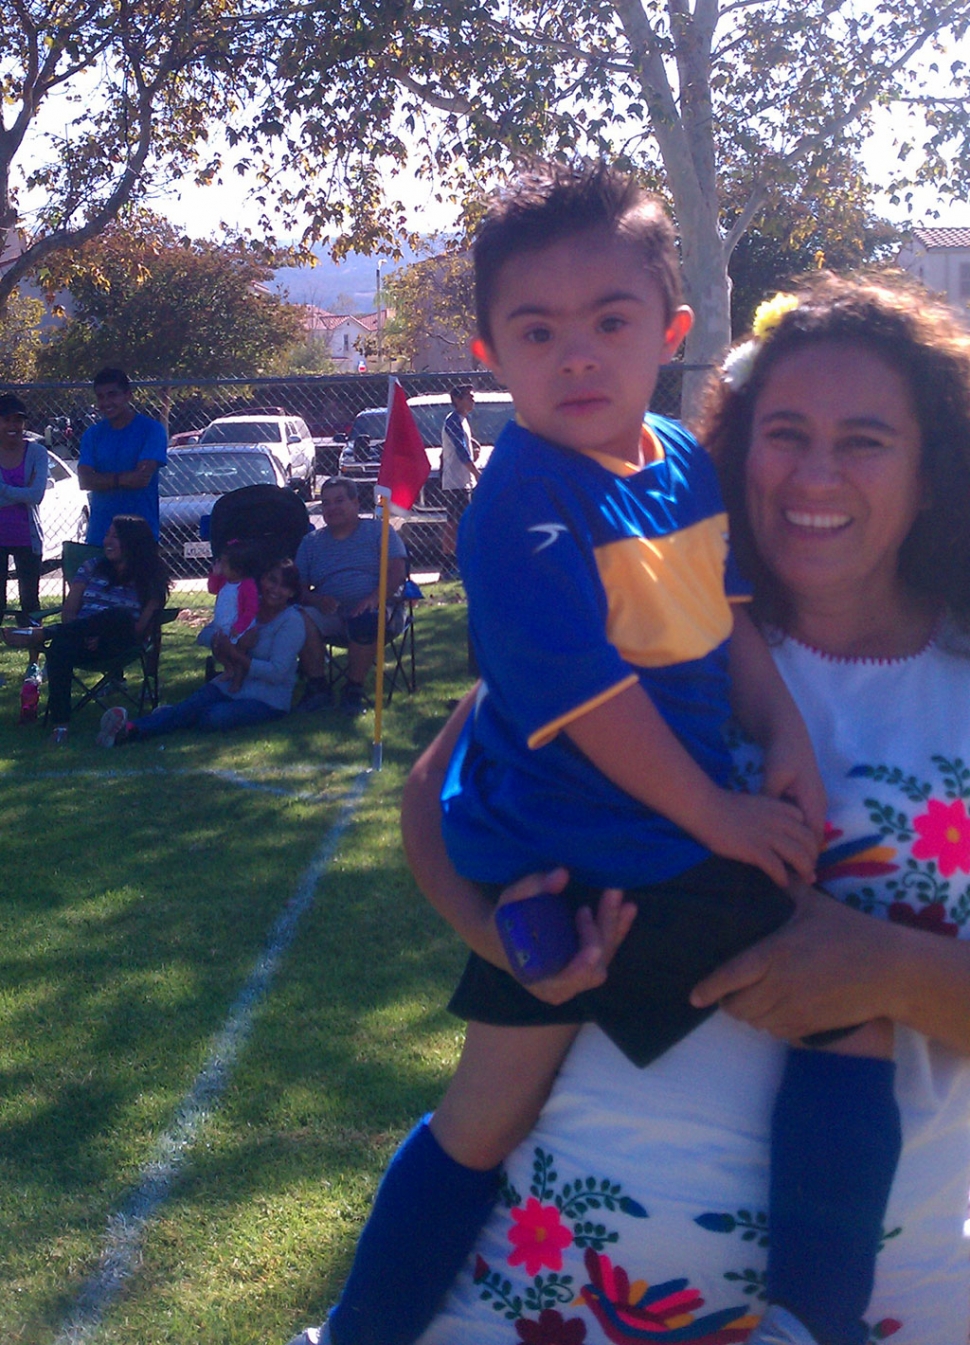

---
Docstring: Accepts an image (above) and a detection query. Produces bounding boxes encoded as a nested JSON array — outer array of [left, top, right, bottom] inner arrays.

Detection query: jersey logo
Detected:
[[528, 522, 568, 554]]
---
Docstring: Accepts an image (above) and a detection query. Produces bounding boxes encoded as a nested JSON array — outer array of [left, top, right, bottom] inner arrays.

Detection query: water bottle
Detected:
[[19, 660, 42, 724]]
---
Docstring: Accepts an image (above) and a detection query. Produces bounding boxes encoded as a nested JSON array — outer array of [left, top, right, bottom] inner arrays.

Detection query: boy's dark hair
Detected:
[[474, 160, 682, 346], [220, 537, 257, 578], [450, 385, 473, 406], [93, 367, 131, 392]]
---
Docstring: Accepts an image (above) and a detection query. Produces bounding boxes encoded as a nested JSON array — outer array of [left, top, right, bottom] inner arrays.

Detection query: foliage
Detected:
[[256, 0, 970, 374], [283, 336, 339, 376], [726, 159, 902, 334], [0, 288, 45, 382], [35, 213, 304, 381], [383, 249, 475, 370]]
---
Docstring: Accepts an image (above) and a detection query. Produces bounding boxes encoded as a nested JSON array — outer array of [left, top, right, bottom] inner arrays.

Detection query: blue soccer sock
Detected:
[[327, 1114, 501, 1345], [767, 1048, 902, 1345]]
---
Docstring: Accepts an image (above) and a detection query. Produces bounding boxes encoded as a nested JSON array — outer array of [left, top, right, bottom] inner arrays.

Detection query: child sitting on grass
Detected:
[[291, 162, 900, 1345], [199, 538, 260, 692]]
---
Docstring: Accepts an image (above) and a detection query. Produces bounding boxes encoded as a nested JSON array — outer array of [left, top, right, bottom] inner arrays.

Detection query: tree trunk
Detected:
[[674, 196, 732, 423]]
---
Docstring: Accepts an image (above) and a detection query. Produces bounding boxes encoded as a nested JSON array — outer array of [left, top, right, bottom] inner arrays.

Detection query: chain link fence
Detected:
[[3, 363, 703, 603]]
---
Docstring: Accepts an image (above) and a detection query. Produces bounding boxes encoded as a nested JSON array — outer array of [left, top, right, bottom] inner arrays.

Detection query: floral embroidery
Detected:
[[580, 1249, 757, 1341], [515, 1308, 587, 1343], [911, 797, 970, 876], [694, 1209, 769, 1248], [509, 1198, 574, 1276], [867, 1321, 903, 1341]]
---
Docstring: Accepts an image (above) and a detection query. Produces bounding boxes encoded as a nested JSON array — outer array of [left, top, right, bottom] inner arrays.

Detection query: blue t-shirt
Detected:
[[441, 415, 748, 890], [79, 412, 168, 544]]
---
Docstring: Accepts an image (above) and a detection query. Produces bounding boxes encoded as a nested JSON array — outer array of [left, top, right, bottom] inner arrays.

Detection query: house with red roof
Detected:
[[896, 228, 970, 317]]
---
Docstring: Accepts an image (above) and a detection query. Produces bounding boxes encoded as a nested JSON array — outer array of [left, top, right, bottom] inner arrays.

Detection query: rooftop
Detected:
[[907, 227, 970, 249]]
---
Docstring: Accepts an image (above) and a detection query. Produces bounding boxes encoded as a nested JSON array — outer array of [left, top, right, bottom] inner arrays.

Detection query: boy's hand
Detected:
[[698, 790, 818, 887], [494, 869, 637, 1005], [761, 730, 827, 847]]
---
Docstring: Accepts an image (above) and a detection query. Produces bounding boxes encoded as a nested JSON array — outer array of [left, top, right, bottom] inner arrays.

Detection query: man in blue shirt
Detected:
[[78, 368, 167, 544]]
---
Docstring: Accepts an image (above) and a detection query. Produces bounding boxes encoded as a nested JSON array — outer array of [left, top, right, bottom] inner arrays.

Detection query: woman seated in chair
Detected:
[[97, 556, 306, 743], [8, 514, 169, 744]]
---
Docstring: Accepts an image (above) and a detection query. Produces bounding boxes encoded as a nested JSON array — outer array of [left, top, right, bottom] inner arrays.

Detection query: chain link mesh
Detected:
[[3, 364, 704, 600]]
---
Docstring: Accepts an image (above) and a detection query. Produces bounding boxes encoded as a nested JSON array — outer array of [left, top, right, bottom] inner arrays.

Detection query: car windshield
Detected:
[[349, 410, 388, 442], [199, 420, 283, 445], [159, 452, 277, 496], [410, 401, 514, 448]]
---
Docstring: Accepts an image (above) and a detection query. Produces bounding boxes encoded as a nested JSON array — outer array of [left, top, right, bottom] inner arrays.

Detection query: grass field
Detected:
[[0, 582, 473, 1345]]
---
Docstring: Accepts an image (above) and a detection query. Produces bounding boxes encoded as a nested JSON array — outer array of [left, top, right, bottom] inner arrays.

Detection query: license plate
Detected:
[[183, 540, 211, 558]]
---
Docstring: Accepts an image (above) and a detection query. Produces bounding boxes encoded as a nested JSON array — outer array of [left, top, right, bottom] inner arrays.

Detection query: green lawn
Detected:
[[0, 583, 473, 1344]]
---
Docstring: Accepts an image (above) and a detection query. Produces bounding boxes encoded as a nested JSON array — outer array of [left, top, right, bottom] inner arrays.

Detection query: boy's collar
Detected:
[[513, 416, 665, 473]]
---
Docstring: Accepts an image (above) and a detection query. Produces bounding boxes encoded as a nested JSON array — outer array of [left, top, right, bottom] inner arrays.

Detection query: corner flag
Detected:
[[377, 378, 431, 512]]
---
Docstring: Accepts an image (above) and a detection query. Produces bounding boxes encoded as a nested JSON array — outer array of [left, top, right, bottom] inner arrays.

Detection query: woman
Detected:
[[0, 392, 48, 625], [331, 274, 970, 1345], [33, 514, 168, 743], [100, 556, 305, 741]]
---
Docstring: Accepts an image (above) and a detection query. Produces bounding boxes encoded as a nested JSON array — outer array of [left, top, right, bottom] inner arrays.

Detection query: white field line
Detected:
[[53, 767, 372, 1345], [15, 763, 343, 801]]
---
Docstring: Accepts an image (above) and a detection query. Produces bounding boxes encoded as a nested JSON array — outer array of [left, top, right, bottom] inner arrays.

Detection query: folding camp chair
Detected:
[[38, 541, 179, 720], [324, 575, 423, 706]]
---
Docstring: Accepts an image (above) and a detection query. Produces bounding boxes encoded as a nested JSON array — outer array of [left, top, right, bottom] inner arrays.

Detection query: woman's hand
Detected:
[[494, 868, 637, 1005], [690, 882, 894, 1038]]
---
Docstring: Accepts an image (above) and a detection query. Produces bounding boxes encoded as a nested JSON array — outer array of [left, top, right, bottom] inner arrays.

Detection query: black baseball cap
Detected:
[[0, 393, 28, 416]]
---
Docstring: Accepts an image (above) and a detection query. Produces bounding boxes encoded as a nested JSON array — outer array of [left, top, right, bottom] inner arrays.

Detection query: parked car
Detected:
[[338, 391, 514, 510], [197, 414, 316, 497], [40, 450, 90, 562], [157, 445, 290, 576], [169, 430, 201, 447]]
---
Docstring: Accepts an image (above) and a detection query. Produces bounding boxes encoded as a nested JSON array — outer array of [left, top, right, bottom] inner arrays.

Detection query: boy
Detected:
[[297, 163, 899, 1345]]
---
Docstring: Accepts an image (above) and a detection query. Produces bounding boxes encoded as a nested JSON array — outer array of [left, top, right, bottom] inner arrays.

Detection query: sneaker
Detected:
[[96, 706, 130, 748], [745, 1306, 820, 1345], [297, 687, 333, 713], [286, 1326, 330, 1345], [341, 685, 367, 717]]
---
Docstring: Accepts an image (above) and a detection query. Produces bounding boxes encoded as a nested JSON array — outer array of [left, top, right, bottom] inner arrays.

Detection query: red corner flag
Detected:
[[378, 378, 431, 511]]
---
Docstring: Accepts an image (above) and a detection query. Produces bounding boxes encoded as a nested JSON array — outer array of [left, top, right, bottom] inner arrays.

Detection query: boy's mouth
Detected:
[[557, 393, 609, 414]]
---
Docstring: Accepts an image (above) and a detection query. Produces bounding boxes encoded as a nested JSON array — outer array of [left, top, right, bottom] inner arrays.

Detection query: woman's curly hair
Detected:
[[697, 269, 970, 631]]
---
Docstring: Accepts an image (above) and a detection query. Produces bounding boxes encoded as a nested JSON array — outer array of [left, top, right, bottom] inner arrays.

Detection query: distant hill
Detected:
[[269, 243, 428, 311]]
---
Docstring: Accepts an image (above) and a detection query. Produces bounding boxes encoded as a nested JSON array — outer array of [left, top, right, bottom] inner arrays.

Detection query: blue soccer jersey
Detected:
[[441, 414, 748, 890]]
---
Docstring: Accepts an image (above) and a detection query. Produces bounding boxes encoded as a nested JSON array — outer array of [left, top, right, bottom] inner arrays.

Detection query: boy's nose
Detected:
[[559, 337, 598, 374]]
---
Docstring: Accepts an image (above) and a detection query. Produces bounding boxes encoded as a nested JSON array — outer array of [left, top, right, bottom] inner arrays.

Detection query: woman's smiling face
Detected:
[[745, 341, 928, 614]]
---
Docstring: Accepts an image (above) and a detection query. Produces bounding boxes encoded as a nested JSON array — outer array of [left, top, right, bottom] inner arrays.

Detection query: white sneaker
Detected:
[[745, 1305, 820, 1345], [96, 706, 129, 747], [285, 1327, 330, 1345]]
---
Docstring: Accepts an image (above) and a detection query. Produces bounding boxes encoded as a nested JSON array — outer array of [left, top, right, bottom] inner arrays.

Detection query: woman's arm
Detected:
[[401, 691, 637, 1003], [691, 882, 970, 1055], [134, 598, 161, 639], [241, 609, 306, 685], [60, 575, 89, 624]]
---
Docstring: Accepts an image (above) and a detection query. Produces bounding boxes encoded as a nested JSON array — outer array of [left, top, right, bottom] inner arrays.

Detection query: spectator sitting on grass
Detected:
[[97, 556, 305, 743]]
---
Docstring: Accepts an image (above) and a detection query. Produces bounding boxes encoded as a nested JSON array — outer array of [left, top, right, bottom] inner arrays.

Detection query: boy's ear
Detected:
[[470, 335, 499, 371], [662, 306, 693, 361]]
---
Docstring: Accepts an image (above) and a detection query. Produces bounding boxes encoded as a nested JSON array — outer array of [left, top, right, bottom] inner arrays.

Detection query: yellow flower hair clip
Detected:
[[751, 292, 799, 340]]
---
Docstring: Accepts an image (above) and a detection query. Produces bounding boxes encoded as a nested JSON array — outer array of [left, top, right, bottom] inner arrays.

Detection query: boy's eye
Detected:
[[599, 314, 628, 334], [522, 326, 552, 344]]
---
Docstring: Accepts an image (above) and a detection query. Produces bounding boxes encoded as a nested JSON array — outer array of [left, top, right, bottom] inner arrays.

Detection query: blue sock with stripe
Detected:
[[767, 1048, 902, 1345], [327, 1114, 501, 1345]]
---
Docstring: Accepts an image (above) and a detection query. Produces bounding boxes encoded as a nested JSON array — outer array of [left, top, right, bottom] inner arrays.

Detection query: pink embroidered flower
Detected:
[[870, 1320, 903, 1340], [911, 798, 970, 876], [507, 1197, 573, 1276], [516, 1308, 587, 1344], [888, 900, 958, 937]]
